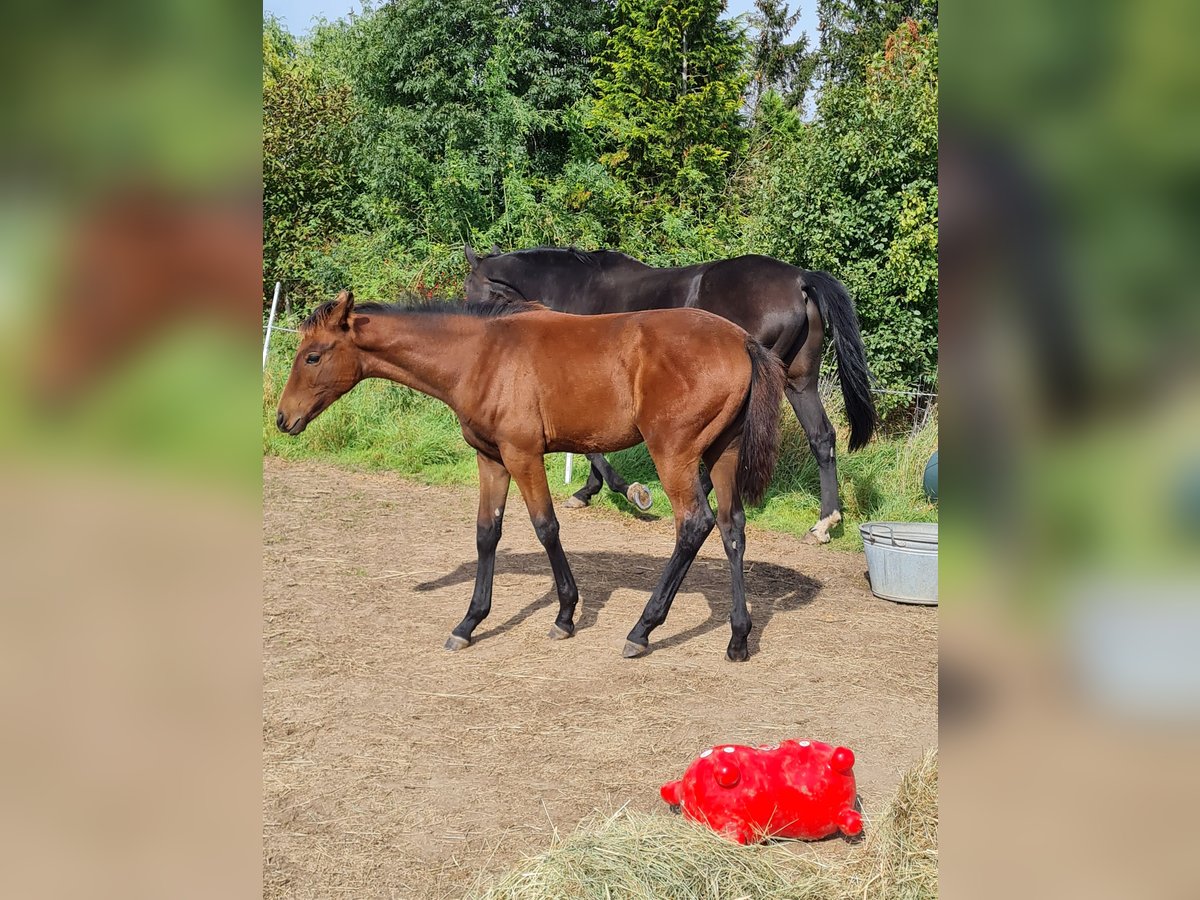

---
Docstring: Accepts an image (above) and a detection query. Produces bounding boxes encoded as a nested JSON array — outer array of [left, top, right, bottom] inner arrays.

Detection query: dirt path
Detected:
[[263, 457, 937, 898]]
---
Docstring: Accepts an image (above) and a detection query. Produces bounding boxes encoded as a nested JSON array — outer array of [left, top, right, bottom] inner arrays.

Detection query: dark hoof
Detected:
[[444, 634, 471, 651], [626, 483, 653, 511], [623, 639, 649, 658], [548, 624, 574, 640], [726, 646, 750, 662], [563, 495, 588, 510]]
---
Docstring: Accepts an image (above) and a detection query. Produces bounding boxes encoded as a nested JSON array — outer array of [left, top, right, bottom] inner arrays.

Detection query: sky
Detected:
[[262, 0, 818, 42]]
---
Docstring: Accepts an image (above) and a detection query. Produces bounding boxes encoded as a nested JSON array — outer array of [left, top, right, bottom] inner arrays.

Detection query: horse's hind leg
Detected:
[[506, 451, 581, 639], [446, 452, 511, 650], [564, 456, 605, 508], [786, 378, 843, 544], [624, 460, 713, 657], [709, 446, 751, 661], [568, 453, 652, 511]]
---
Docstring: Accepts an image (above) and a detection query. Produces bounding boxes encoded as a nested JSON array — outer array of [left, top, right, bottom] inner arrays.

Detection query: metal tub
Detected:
[[859, 522, 938, 605]]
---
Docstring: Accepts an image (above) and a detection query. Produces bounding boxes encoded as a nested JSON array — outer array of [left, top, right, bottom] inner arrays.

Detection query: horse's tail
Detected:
[[739, 337, 786, 506], [802, 270, 878, 451]]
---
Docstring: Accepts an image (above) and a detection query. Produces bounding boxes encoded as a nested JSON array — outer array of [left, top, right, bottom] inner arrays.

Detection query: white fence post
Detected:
[[262, 281, 282, 371], [565, 452, 574, 483]]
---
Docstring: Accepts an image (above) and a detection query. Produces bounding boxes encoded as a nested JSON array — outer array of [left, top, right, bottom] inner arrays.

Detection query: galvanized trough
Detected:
[[859, 522, 938, 606]]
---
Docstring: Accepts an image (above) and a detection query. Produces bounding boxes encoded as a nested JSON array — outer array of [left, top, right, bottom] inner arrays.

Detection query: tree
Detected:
[[590, 0, 749, 200], [747, 21, 938, 400], [262, 16, 364, 301], [309, 0, 612, 247], [747, 0, 815, 115], [815, 0, 936, 85]]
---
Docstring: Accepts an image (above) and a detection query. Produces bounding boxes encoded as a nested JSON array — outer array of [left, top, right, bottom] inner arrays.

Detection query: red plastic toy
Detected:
[[660, 739, 862, 844]]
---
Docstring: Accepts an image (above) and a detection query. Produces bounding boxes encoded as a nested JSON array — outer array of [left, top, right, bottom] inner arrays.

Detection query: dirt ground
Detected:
[[263, 457, 937, 899]]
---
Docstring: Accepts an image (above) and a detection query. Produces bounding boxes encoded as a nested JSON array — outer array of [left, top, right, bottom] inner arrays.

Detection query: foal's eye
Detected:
[[305, 353, 321, 365]]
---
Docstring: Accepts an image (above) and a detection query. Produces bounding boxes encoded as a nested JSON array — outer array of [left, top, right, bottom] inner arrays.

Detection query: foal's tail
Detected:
[[802, 270, 878, 451], [739, 337, 786, 505]]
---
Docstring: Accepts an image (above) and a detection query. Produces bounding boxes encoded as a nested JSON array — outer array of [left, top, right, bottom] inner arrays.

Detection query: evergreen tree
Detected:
[[591, 0, 749, 200], [748, 0, 815, 115]]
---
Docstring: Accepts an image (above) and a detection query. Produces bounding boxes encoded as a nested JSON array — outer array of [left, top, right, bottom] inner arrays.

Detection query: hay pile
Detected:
[[470, 749, 937, 900]]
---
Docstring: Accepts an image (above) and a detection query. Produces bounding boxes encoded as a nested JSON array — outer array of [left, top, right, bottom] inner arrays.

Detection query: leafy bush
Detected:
[[743, 22, 938, 407]]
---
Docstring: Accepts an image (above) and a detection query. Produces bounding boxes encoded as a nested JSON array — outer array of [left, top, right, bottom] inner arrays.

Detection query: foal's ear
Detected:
[[489, 243, 502, 256], [464, 244, 479, 267], [333, 289, 355, 330]]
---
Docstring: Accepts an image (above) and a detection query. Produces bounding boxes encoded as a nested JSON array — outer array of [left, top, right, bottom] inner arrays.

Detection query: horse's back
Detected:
[[509, 308, 752, 445], [554, 306, 754, 408], [515, 306, 747, 364], [688, 256, 807, 358]]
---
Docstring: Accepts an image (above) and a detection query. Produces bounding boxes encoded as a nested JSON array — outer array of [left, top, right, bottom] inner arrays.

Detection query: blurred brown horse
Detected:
[[35, 184, 260, 404], [276, 291, 785, 661]]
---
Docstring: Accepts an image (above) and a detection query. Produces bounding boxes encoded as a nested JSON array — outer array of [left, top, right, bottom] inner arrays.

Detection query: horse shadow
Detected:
[[414, 550, 821, 657]]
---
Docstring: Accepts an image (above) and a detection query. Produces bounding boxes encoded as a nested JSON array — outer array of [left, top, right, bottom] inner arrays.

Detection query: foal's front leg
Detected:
[[506, 451, 581, 639], [445, 452, 511, 650]]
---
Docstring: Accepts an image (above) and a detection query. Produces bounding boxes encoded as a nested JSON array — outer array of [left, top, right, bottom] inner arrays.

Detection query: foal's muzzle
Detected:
[[276, 409, 306, 435]]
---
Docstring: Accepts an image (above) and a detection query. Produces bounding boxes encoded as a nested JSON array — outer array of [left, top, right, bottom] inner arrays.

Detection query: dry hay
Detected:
[[470, 748, 937, 900]]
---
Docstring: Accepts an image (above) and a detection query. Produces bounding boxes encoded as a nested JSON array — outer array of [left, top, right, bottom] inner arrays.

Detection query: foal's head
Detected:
[[276, 290, 364, 435]]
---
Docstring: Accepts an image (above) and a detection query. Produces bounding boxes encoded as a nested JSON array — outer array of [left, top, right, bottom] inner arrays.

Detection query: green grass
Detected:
[[1, 323, 259, 494], [264, 331, 937, 549]]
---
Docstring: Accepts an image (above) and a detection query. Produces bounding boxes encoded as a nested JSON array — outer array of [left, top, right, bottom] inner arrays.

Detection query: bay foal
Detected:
[[276, 291, 785, 660]]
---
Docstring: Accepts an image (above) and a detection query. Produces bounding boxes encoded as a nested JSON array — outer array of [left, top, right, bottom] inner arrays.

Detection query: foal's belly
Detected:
[[540, 376, 643, 452], [543, 421, 643, 455]]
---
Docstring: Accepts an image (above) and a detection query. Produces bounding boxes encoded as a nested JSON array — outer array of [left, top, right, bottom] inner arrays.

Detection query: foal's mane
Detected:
[[301, 296, 542, 333]]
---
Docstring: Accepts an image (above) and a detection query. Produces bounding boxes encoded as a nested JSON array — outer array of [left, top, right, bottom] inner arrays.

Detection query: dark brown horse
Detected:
[[276, 291, 785, 661], [464, 246, 877, 543]]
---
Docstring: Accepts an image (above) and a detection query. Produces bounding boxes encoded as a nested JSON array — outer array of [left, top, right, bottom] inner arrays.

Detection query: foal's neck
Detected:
[[355, 313, 483, 408]]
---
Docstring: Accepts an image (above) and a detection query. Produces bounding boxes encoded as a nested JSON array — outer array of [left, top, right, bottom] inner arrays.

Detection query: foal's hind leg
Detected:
[[506, 451, 581, 639], [786, 378, 843, 544], [566, 453, 652, 511], [709, 447, 751, 661], [446, 453, 511, 650], [623, 461, 713, 657]]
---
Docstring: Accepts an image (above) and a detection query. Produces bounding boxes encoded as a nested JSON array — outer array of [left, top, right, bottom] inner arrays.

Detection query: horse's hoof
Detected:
[[444, 635, 471, 651], [802, 527, 831, 545], [726, 647, 750, 662], [627, 483, 653, 511], [548, 624, 574, 640], [622, 639, 649, 658], [563, 495, 588, 509]]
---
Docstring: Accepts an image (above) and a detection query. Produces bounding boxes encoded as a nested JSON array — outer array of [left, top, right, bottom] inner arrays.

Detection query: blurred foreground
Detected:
[[0, 2, 263, 897], [942, 0, 1200, 895]]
